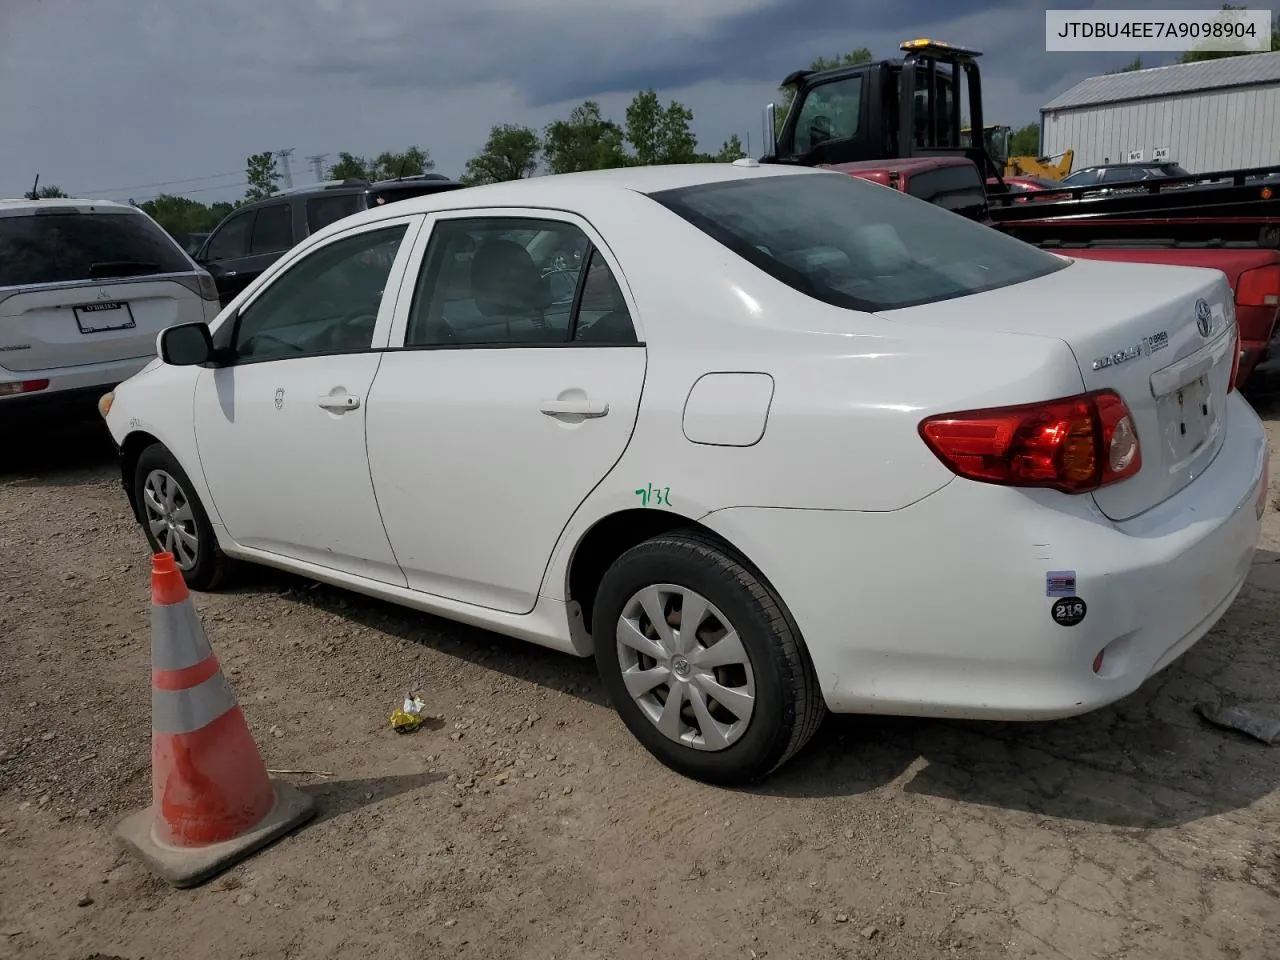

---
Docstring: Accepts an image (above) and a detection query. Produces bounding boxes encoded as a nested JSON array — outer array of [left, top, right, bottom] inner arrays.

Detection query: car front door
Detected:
[[200, 202, 297, 307], [192, 214, 423, 584], [364, 210, 647, 614], [199, 208, 253, 305]]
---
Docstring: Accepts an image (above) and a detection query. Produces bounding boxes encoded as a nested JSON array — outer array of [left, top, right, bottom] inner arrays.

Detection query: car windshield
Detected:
[[0, 209, 192, 287], [648, 172, 1068, 312]]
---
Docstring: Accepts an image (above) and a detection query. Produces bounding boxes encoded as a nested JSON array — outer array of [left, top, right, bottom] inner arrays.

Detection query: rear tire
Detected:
[[592, 530, 825, 785], [132, 443, 232, 592]]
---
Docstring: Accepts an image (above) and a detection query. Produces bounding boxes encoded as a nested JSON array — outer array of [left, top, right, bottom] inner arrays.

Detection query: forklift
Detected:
[[760, 39, 1005, 185]]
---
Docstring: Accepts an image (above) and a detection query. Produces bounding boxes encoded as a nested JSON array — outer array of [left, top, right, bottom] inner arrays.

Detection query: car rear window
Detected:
[[0, 209, 192, 287], [368, 182, 467, 206], [648, 171, 1068, 311]]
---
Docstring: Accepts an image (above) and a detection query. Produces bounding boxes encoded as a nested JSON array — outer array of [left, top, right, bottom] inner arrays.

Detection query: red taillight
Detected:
[[0, 379, 50, 397], [919, 389, 1142, 494], [1236, 266, 1280, 309]]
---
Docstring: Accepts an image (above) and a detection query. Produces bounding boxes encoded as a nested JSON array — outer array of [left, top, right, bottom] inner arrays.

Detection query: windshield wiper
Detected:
[[88, 260, 161, 278]]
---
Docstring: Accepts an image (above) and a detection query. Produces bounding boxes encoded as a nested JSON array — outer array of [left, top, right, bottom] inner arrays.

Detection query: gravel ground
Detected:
[[2, 386, 1280, 960]]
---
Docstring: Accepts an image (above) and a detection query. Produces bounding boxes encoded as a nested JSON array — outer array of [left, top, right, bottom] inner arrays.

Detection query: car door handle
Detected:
[[318, 393, 361, 412], [540, 399, 609, 418]]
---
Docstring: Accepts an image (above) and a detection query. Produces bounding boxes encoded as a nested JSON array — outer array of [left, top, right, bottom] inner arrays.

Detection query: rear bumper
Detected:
[[0, 356, 151, 422], [701, 391, 1268, 720], [0, 384, 110, 422]]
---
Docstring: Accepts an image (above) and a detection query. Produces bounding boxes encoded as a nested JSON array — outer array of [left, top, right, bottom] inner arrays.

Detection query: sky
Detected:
[[0, 0, 1236, 204]]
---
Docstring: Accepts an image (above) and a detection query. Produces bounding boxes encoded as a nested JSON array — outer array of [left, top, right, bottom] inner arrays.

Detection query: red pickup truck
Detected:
[[828, 155, 1280, 388]]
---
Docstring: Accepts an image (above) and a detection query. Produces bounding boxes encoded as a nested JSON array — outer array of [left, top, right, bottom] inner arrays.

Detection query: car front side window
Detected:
[[794, 76, 863, 155], [205, 211, 253, 262], [231, 224, 408, 362]]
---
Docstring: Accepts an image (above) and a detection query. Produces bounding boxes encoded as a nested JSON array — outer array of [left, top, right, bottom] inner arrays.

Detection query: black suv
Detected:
[[193, 174, 466, 306]]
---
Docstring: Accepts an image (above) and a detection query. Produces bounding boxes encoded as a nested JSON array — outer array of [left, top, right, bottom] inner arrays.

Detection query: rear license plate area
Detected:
[[73, 301, 135, 334], [1158, 374, 1216, 463]]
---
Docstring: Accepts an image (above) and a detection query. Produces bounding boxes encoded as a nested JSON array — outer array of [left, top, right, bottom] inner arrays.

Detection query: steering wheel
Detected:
[[240, 332, 305, 357], [808, 115, 832, 145], [317, 309, 379, 350], [543, 247, 580, 273]]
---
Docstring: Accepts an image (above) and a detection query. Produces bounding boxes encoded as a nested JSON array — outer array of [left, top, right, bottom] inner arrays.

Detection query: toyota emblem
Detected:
[[1194, 299, 1213, 338]]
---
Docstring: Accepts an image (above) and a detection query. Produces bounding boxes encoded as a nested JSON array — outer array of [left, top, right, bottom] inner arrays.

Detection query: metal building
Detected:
[[1040, 51, 1280, 173]]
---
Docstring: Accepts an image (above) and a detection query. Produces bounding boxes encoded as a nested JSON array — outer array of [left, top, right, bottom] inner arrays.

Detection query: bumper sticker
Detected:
[[1046, 570, 1077, 597], [1051, 597, 1087, 627]]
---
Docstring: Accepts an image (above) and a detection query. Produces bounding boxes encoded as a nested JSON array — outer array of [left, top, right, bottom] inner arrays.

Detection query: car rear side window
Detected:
[[648, 172, 1068, 312], [307, 194, 363, 232], [0, 210, 192, 287]]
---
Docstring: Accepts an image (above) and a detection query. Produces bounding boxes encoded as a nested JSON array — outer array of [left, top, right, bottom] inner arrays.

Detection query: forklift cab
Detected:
[[961, 124, 1012, 168], [763, 39, 1002, 182]]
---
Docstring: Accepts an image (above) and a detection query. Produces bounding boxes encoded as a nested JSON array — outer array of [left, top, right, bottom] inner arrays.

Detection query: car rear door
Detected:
[[364, 209, 647, 615], [0, 205, 213, 372]]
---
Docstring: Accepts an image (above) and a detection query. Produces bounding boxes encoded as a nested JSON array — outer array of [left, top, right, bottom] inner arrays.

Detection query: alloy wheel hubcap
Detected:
[[615, 584, 756, 752], [142, 469, 199, 571]]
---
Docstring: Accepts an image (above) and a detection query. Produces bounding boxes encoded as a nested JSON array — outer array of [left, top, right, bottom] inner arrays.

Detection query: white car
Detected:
[[98, 162, 1269, 785], [0, 198, 219, 420]]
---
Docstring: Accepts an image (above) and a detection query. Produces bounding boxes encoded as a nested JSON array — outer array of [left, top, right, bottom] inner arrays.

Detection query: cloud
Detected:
[[0, 0, 1210, 203]]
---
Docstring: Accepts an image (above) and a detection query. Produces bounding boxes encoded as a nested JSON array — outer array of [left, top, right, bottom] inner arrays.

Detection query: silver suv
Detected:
[[0, 198, 219, 420]]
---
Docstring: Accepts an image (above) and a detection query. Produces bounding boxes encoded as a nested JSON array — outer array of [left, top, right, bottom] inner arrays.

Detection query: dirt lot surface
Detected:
[[3, 389, 1280, 960]]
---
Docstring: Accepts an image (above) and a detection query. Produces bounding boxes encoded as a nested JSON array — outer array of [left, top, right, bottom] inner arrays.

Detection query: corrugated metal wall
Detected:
[[1040, 83, 1280, 173]]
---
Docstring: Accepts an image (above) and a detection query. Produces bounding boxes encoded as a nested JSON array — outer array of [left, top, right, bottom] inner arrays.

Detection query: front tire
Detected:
[[592, 530, 825, 785], [133, 443, 232, 591]]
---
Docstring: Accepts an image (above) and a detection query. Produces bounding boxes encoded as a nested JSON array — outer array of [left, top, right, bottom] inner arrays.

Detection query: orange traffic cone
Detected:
[[114, 552, 316, 888]]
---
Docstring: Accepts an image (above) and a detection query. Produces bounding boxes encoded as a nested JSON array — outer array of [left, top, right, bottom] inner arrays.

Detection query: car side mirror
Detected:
[[158, 322, 214, 366]]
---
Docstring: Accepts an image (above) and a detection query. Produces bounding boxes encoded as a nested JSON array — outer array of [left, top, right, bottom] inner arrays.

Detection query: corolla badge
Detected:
[[1091, 328, 1170, 371], [1195, 298, 1213, 338]]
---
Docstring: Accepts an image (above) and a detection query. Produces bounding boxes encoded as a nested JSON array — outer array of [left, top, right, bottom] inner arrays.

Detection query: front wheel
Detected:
[[592, 531, 825, 785], [133, 443, 232, 591]]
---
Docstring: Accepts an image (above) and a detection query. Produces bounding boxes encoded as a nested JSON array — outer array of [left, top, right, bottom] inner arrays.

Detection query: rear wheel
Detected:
[[132, 443, 232, 591], [592, 531, 825, 785]]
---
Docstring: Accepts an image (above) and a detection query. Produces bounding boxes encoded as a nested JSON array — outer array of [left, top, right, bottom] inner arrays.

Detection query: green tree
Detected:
[[368, 146, 433, 180], [328, 151, 369, 180], [137, 195, 234, 243], [1178, 7, 1279, 61], [331, 147, 434, 182], [244, 151, 280, 201], [1109, 56, 1145, 73], [1008, 123, 1040, 157], [543, 101, 630, 173], [694, 134, 748, 163], [624, 89, 698, 165], [776, 49, 873, 136], [462, 124, 541, 185], [24, 184, 67, 199], [713, 134, 746, 162]]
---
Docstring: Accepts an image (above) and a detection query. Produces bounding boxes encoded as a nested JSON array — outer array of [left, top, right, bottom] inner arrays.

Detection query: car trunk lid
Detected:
[[877, 256, 1237, 522]]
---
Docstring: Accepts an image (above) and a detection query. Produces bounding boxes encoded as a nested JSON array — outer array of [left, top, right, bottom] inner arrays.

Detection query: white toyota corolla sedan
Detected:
[[99, 161, 1269, 785]]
